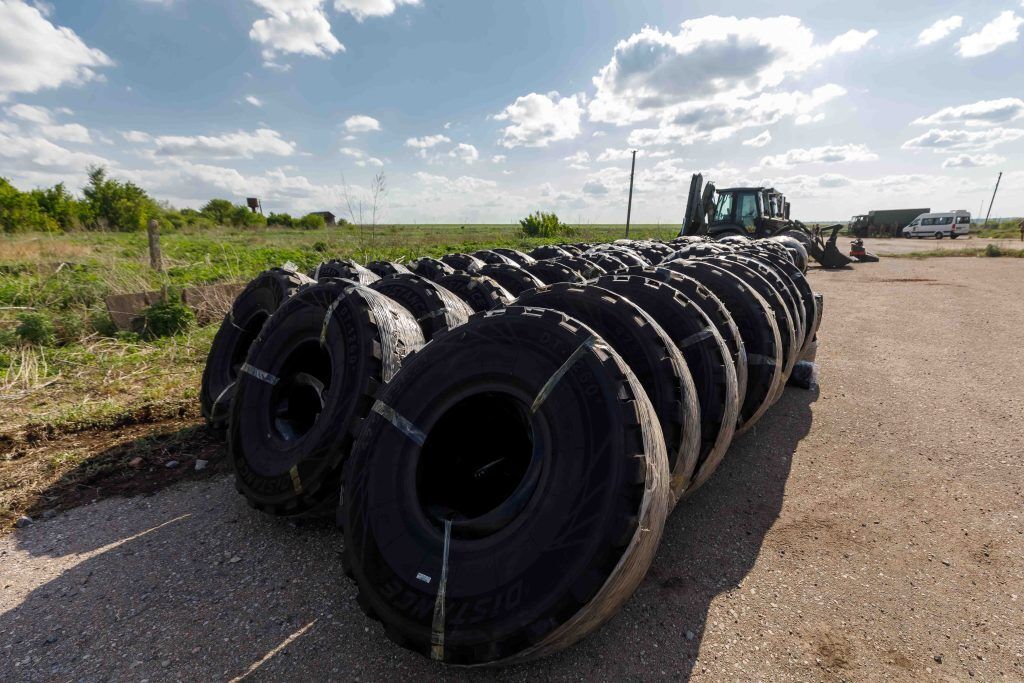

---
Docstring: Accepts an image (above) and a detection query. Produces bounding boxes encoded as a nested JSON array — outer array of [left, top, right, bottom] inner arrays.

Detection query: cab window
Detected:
[[737, 192, 758, 229], [713, 193, 734, 222]]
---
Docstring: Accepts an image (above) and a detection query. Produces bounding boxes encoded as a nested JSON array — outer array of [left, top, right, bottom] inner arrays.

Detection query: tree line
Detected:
[[0, 166, 343, 234]]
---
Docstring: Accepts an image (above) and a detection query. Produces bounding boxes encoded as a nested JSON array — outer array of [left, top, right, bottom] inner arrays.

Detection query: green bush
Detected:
[[200, 199, 235, 225], [1, 178, 59, 233], [82, 166, 159, 231], [519, 211, 576, 238], [141, 297, 195, 339], [268, 212, 295, 228], [312, 240, 329, 253], [15, 312, 56, 346], [297, 213, 326, 230]]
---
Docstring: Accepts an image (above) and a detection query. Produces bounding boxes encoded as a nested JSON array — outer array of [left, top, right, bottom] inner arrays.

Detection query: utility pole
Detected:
[[983, 171, 1002, 227], [625, 150, 637, 238]]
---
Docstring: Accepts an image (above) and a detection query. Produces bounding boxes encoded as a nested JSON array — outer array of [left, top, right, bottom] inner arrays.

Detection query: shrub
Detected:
[[312, 240, 329, 253], [297, 213, 326, 230], [519, 211, 577, 238], [15, 312, 56, 346], [200, 199, 235, 225], [268, 212, 295, 228], [141, 297, 195, 339], [82, 166, 159, 231]]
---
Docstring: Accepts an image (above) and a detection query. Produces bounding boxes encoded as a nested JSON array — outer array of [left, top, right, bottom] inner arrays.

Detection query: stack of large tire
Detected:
[[199, 233, 822, 666]]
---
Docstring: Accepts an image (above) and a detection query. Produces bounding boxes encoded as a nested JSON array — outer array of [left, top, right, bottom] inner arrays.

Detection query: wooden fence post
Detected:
[[147, 218, 163, 272]]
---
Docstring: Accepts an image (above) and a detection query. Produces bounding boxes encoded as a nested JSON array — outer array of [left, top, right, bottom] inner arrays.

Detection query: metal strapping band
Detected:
[[372, 401, 426, 445], [430, 518, 453, 662], [313, 263, 322, 280], [210, 381, 236, 415], [289, 465, 303, 495], [240, 363, 279, 385], [746, 353, 777, 367], [320, 295, 344, 345], [416, 309, 445, 323], [677, 327, 713, 349], [530, 335, 597, 414]]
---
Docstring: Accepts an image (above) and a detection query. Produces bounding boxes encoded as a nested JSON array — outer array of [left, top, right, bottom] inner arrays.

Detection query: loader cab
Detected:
[[709, 187, 788, 238]]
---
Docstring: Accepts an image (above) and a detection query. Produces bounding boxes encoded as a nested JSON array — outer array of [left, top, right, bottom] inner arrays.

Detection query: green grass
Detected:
[[892, 244, 1024, 259], [0, 223, 674, 432]]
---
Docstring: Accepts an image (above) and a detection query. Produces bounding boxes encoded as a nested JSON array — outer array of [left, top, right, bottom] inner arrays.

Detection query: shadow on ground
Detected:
[[0, 386, 815, 681]]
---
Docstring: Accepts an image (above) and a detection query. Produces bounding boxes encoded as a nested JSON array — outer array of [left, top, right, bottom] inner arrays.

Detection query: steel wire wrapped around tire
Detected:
[[478, 263, 545, 296], [491, 248, 535, 266], [309, 258, 380, 284], [342, 306, 670, 666], [228, 279, 425, 516], [514, 284, 701, 502], [200, 267, 313, 430], [593, 274, 738, 496], [365, 260, 412, 278], [663, 260, 782, 433], [369, 273, 474, 341], [441, 252, 487, 274], [411, 257, 456, 282], [437, 273, 514, 312]]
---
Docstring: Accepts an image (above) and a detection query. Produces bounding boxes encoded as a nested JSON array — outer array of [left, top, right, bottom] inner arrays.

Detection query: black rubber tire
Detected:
[[309, 259, 380, 285], [557, 244, 584, 256], [666, 244, 730, 261], [719, 253, 806, 353], [593, 275, 738, 488], [585, 252, 629, 274], [621, 266, 748, 434], [411, 257, 456, 282], [522, 261, 586, 285], [491, 248, 536, 266], [369, 273, 474, 342], [736, 248, 815, 358], [342, 306, 670, 665], [529, 244, 572, 260], [200, 267, 311, 430], [697, 256, 798, 401], [590, 247, 648, 268], [633, 243, 673, 265], [365, 261, 412, 278], [548, 256, 607, 280], [441, 253, 486, 274], [662, 260, 782, 432], [514, 284, 700, 501], [437, 273, 513, 312], [228, 279, 425, 517], [478, 263, 545, 297], [472, 250, 518, 266]]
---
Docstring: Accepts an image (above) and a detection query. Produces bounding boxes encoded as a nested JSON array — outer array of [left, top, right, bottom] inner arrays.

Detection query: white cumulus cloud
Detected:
[[0, 1, 113, 101], [760, 143, 878, 168], [344, 114, 381, 133], [957, 11, 1023, 57], [405, 134, 449, 148], [902, 127, 1024, 152], [448, 142, 479, 164], [149, 128, 297, 158], [495, 91, 583, 148], [742, 130, 772, 147], [588, 16, 875, 125], [333, 0, 419, 21], [249, 0, 344, 68], [245, 95, 264, 107], [917, 16, 963, 46], [913, 98, 1024, 127], [941, 153, 1005, 168]]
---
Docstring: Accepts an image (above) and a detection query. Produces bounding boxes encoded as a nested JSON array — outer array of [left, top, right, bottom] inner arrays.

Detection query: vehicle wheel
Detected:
[[514, 283, 700, 502], [934, 232, 943, 240], [229, 280, 425, 517], [477, 263, 545, 296], [310, 259, 380, 285], [369, 274, 474, 341], [593, 274, 738, 492], [200, 267, 313, 430], [662, 260, 782, 433], [436, 273, 513, 312], [950, 234, 958, 240], [342, 307, 669, 665], [522, 260, 587, 285]]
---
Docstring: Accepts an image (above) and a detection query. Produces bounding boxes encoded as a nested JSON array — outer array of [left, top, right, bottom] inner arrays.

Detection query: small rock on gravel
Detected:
[[194, 459, 208, 471], [14, 515, 33, 528], [165, 460, 179, 469]]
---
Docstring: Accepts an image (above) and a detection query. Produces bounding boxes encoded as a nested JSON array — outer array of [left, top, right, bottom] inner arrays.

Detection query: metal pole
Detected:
[[983, 171, 1002, 227], [625, 150, 637, 238]]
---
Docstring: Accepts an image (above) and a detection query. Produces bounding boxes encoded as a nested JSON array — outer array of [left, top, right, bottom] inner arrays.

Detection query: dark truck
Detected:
[[849, 208, 929, 237]]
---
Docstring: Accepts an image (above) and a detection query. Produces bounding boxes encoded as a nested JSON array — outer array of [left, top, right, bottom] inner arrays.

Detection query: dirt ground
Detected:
[[2, 256, 1023, 682]]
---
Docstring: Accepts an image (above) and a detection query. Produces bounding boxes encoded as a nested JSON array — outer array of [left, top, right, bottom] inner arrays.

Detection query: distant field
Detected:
[[0, 223, 675, 433]]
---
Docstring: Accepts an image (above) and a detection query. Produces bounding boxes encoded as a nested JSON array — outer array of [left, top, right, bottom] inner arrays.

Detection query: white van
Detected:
[[902, 211, 971, 239]]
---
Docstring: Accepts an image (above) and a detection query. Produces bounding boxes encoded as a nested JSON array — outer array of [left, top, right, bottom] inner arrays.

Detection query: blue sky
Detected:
[[1, 0, 1022, 223]]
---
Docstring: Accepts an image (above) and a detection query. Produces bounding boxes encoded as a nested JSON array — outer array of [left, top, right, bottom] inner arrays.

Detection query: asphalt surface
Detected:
[[2, 256, 1023, 681]]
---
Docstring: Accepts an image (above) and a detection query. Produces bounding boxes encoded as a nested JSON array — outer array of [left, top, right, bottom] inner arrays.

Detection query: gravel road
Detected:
[[2, 256, 1023, 681], [837, 235, 1021, 255]]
